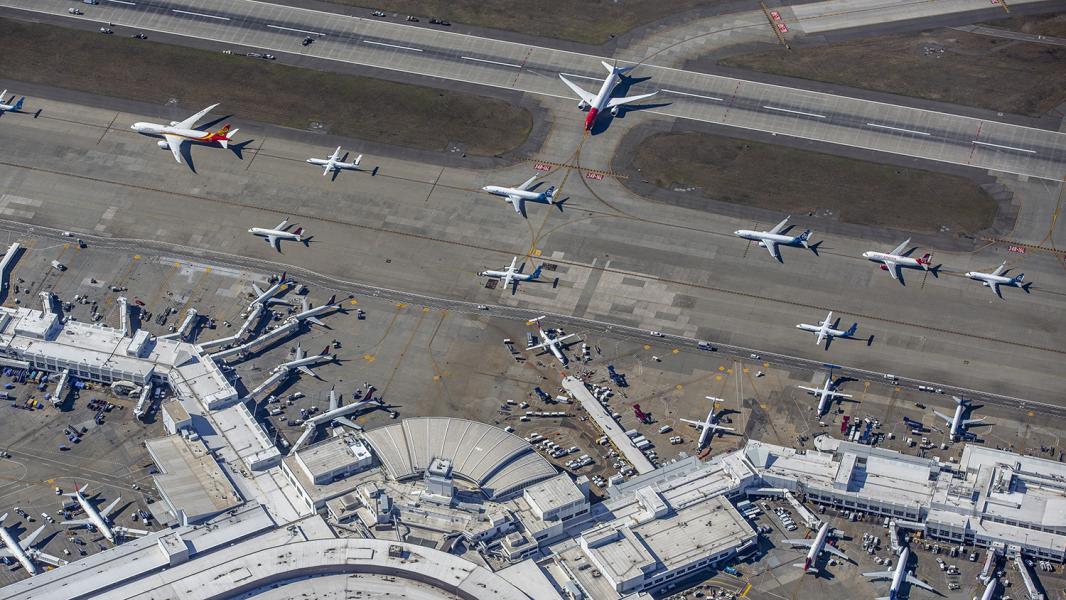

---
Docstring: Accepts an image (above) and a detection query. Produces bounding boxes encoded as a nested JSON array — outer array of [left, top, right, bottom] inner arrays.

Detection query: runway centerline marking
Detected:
[[266, 24, 326, 36], [866, 122, 931, 136], [461, 56, 521, 68], [105, 0, 136, 5], [972, 140, 1036, 154], [663, 89, 723, 101], [763, 105, 826, 119], [171, 9, 229, 21], [364, 40, 423, 52], [560, 73, 603, 82]]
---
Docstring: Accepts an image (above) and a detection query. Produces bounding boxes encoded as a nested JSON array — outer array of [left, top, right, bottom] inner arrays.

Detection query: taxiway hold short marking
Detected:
[[663, 89, 723, 102], [267, 24, 326, 36], [972, 140, 1036, 154], [364, 40, 423, 52], [866, 122, 931, 136], [763, 105, 826, 119], [461, 56, 521, 68], [171, 9, 229, 21]]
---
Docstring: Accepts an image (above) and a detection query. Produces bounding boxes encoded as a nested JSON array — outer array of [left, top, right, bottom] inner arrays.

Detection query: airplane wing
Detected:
[[768, 216, 790, 235], [816, 329, 827, 346], [517, 175, 538, 191], [507, 194, 524, 214], [20, 525, 45, 549], [606, 90, 659, 108], [823, 545, 849, 560], [905, 574, 935, 592], [558, 75, 596, 104], [329, 389, 339, 412], [331, 415, 363, 431], [884, 260, 900, 280], [932, 410, 952, 424], [0, 548, 10, 559], [712, 425, 736, 433], [291, 427, 316, 453], [762, 239, 780, 260], [679, 418, 705, 428], [890, 238, 910, 256], [988, 282, 1002, 298], [322, 163, 332, 176], [829, 391, 853, 399], [963, 418, 985, 426], [265, 235, 281, 252], [991, 262, 1007, 276], [297, 365, 319, 378], [781, 538, 814, 548], [102, 497, 122, 518], [163, 134, 184, 163], [554, 333, 576, 345], [862, 570, 893, 580], [796, 386, 820, 394], [331, 146, 342, 161], [274, 219, 289, 231], [175, 103, 219, 129]]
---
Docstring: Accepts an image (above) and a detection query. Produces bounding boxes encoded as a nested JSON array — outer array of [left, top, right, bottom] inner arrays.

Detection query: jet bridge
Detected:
[[210, 319, 299, 361], [49, 368, 69, 407]]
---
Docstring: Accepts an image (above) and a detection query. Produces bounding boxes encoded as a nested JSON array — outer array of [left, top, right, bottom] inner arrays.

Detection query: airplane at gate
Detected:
[[558, 61, 659, 131], [862, 238, 932, 282], [863, 547, 935, 600], [130, 103, 238, 164], [734, 216, 813, 261], [933, 396, 985, 441], [62, 483, 147, 544], [528, 317, 577, 365], [797, 375, 853, 416], [679, 398, 735, 448], [783, 522, 849, 574], [0, 513, 64, 575]]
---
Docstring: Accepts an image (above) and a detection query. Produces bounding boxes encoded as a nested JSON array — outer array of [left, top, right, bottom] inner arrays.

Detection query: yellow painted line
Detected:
[[421, 306, 430, 313], [395, 303, 407, 309], [531, 248, 542, 257], [715, 375, 723, 381], [675, 384, 683, 390], [349, 299, 359, 305], [718, 366, 725, 371], [643, 344, 651, 350], [740, 583, 752, 597], [743, 367, 750, 373], [672, 348, 679, 354], [362, 353, 376, 362]]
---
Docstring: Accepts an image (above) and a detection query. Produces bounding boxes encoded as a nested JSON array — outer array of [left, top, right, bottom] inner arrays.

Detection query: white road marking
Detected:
[[461, 56, 521, 68], [560, 72, 603, 82], [105, 0, 137, 5], [972, 140, 1037, 154], [266, 24, 326, 36], [763, 105, 826, 119], [363, 40, 423, 52], [663, 89, 723, 102], [866, 123, 930, 136], [171, 9, 229, 21]]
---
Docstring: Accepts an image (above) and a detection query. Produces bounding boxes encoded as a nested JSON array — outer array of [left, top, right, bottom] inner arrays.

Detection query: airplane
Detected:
[[965, 261, 1027, 298], [130, 103, 238, 164], [249, 219, 306, 252], [528, 317, 577, 365], [478, 257, 543, 294], [797, 375, 853, 416], [977, 578, 997, 600], [862, 238, 932, 282], [0, 91, 25, 114], [248, 273, 290, 310], [291, 386, 382, 451], [558, 61, 659, 131], [0, 514, 64, 575], [796, 311, 858, 349], [783, 522, 849, 574], [734, 216, 813, 261], [291, 294, 340, 327], [679, 397, 736, 448], [863, 547, 935, 600], [482, 175, 557, 216], [933, 396, 984, 441], [62, 483, 147, 544], [271, 344, 336, 379], [307, 146, 363, 176]]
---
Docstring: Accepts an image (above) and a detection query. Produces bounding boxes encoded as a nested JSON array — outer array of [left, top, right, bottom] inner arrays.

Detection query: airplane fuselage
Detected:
[[307, 158, 361, 171], [966, 271, 1021, 287], [538, 328, 567, 363], [74, 491, 116, 543], [803, 523, 831, 573], [130, 122, 218, 145], [796, 323, 847, 339], [815, 389, 832, 416], [249, 228, 300, 241], [734, 230, 798, 247], [483, 185, 544, 201], [306, 399, 375, 428], [583, 72, 621, 130], [948, 403, 965, 439], [862, 251, 928, 270], [0, 526, 37, 575], [888, 547, 910, 599]]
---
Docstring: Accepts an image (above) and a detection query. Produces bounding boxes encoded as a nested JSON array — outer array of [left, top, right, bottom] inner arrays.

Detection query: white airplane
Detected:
[[130, 103, 238, 164], [307, 146, 363, 176], [558, 61, 659, 131], [966, 261, 1027, 298], [272, 344, 336, 379], [783, 522, 849, 574], [863, 547, 935, 600], [478, 257, 543, 294], [734, 216, 813, 261], [62, 484, 147, 544], [0, 514, 64, 575], [291, 386, 381, 451], [933, 396, 984, 441], [798, 375, 853, 416], [977, 578, 997, 600], [0, 91, 25, 114], [679, 398, 735, 448], [482, 175, 557, 216], [528, 317, 577, 365], [291, 294, 340, 327], [796, 311, 858, 349], [249, 219, 306, 252], [248, 273, 290, 310], [862, 238, 932, 281]]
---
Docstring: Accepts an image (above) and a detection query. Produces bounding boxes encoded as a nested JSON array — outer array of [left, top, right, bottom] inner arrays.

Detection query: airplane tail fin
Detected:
[[603, 59, 634, 75], [326, 294, 337, 306], [13, 97, 24, 112], [1014, 273, 1025, 284], [544, 186, 557, 203], [845, 323, 858, 337], [354, 154, 363, 166], [798, 230, 811, 247], [919, 253, 932, 268], [212, 124, 237, 148], [293, 227, 304, 241], [531, 265, 543, 280]]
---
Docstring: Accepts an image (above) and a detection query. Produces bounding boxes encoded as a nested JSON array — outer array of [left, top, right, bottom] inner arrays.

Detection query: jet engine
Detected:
[[578, 100, 589, 111], [610, 105, 620, 117], [157, 140, 170, 149]]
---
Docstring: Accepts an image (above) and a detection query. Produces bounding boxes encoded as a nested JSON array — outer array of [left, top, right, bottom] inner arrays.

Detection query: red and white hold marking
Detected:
[[585, 171, 605, 180]]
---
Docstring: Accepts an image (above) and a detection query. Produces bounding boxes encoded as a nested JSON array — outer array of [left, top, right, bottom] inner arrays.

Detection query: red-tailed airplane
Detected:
[[558, 61, 658, 131]]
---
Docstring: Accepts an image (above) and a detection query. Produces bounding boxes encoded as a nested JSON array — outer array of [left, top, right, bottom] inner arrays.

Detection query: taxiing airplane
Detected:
[[0, 513, 64, 575], [478, 257, 543, 294], [933, 396, 984, 441], [862, 238, 932, 281], [131, 103, 238, 164], [0, 91, 25, 114], [734, 216, 812, 261], [528, 317, 577, 365], [249, 219, 306, 252], [796, 311, 858, 349], [62, 483, 147, 544], [680, 397, 735, 448], [966, 261, 1027, 298], [271, 344, 335, 379], [558, 61, 659, 131], [783, 522, 849, 574], [482, 175, 556, 216], [307, 146, 363, 176], [798, 375, 853, 416], [863, 547, 935, 600], [291, 386, 382, 451]]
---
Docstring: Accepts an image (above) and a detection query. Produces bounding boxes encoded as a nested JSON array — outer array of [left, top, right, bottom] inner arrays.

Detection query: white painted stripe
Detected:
[[461, 56, 521, 68], [972, 140, 1036, 154], [866, 122, 930, 136], [105, 0, 137, 5], [763, 105, 826, 119], [266, 24, 326, 36], [663, 89, 723, 102], [171, 9, 229, 21], [363, 40, 423, 52], [560, 72, 603, 82]]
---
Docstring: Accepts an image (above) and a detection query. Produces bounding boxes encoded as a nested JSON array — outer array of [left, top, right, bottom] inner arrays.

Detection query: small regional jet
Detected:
[[558, 61, 659, 131], [862, 238, 932, 281], [478, 256, 543, 294], [797, 374, 853, 416], [482, 175, 556, 216], [130, 103, 238, 164], [248, 219, 306, 252], [734, 216, 813, 260], [0, 90, 25, 114], [307, 146, 363, 176], [965, 261, 1027, 298], [528, 317, 577, 365], [680, 398, 736, 448], [796, 311, 857, 349]]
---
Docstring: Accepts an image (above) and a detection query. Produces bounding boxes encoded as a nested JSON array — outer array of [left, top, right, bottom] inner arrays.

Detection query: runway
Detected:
[[4, 0, 1066, 180]]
